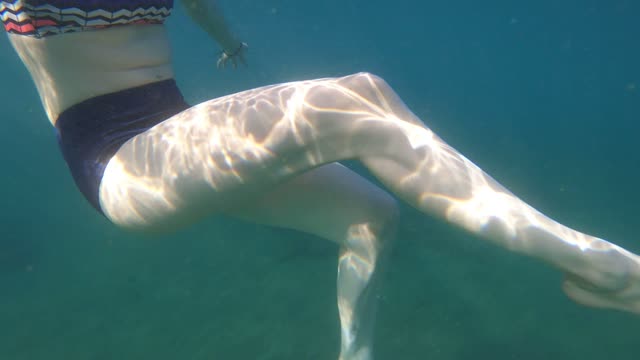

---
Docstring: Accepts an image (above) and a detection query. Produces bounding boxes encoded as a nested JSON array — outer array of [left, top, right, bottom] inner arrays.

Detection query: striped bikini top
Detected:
[[1, 0, 173, 37]]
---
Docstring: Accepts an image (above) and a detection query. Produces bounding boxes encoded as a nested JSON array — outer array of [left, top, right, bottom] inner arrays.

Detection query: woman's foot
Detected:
[[562, 248, 640, 314]]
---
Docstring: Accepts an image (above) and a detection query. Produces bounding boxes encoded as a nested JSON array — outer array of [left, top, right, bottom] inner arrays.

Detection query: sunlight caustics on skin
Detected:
[[338, 222, 390, 360], [99, 72, 640, 360]]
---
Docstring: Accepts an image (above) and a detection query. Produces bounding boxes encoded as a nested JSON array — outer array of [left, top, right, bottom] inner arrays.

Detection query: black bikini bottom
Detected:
[[55, 79, 190, 213]]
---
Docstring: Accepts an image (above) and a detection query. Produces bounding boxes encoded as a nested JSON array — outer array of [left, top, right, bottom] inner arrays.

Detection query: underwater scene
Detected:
[[1, 0, 639, 358]]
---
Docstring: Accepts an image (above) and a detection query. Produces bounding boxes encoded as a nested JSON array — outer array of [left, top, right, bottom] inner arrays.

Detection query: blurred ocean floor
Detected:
[[1, 0, 639, 359]]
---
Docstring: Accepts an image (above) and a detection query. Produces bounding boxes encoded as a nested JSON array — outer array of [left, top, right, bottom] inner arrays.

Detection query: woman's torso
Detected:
[[2, 0, 177, 125]]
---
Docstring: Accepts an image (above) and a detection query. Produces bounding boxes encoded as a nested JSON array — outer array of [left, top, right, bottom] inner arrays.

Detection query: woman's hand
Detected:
[[217, 42, 248, 69]]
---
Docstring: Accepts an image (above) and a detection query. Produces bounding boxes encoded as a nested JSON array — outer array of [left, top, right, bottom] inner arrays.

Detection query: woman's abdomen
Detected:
[[8, 24, 175, 125]]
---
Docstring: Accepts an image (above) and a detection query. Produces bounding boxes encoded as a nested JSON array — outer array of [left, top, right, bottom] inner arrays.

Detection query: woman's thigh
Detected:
[[98, 73, 403, 232], [226, 162, 398, 245], [97, 81, 309, 231]]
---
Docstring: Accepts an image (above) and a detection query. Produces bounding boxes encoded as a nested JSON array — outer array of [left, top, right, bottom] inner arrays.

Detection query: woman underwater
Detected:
[[2, 0, 639, 359]]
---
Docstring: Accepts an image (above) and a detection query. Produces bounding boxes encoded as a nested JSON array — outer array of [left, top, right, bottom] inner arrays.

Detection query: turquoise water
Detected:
[[1, 0, 639, 358]]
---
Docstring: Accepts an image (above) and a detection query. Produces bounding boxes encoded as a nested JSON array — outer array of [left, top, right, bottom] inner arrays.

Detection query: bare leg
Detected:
[[99, 73, 640, 336], [228, 163, 398, 360]]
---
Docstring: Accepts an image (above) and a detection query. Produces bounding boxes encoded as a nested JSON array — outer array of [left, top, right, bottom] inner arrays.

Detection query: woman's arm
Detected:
[[180, 0, 239, 50], [180, 0, 247, 67]]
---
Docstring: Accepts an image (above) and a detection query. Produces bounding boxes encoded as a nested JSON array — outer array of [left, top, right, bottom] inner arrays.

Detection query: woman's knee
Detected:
[[352, 189, 400, 250], [372, 191, 400, 239], [333, 72, 413, 121], [337, 72, 391, 93]]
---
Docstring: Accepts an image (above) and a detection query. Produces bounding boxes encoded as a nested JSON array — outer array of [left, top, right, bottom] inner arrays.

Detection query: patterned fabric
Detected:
[[0, 0, 173, 37]]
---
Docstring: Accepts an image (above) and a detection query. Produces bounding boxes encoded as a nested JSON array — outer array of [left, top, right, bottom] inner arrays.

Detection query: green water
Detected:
[[1, 0, 639, 359]]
